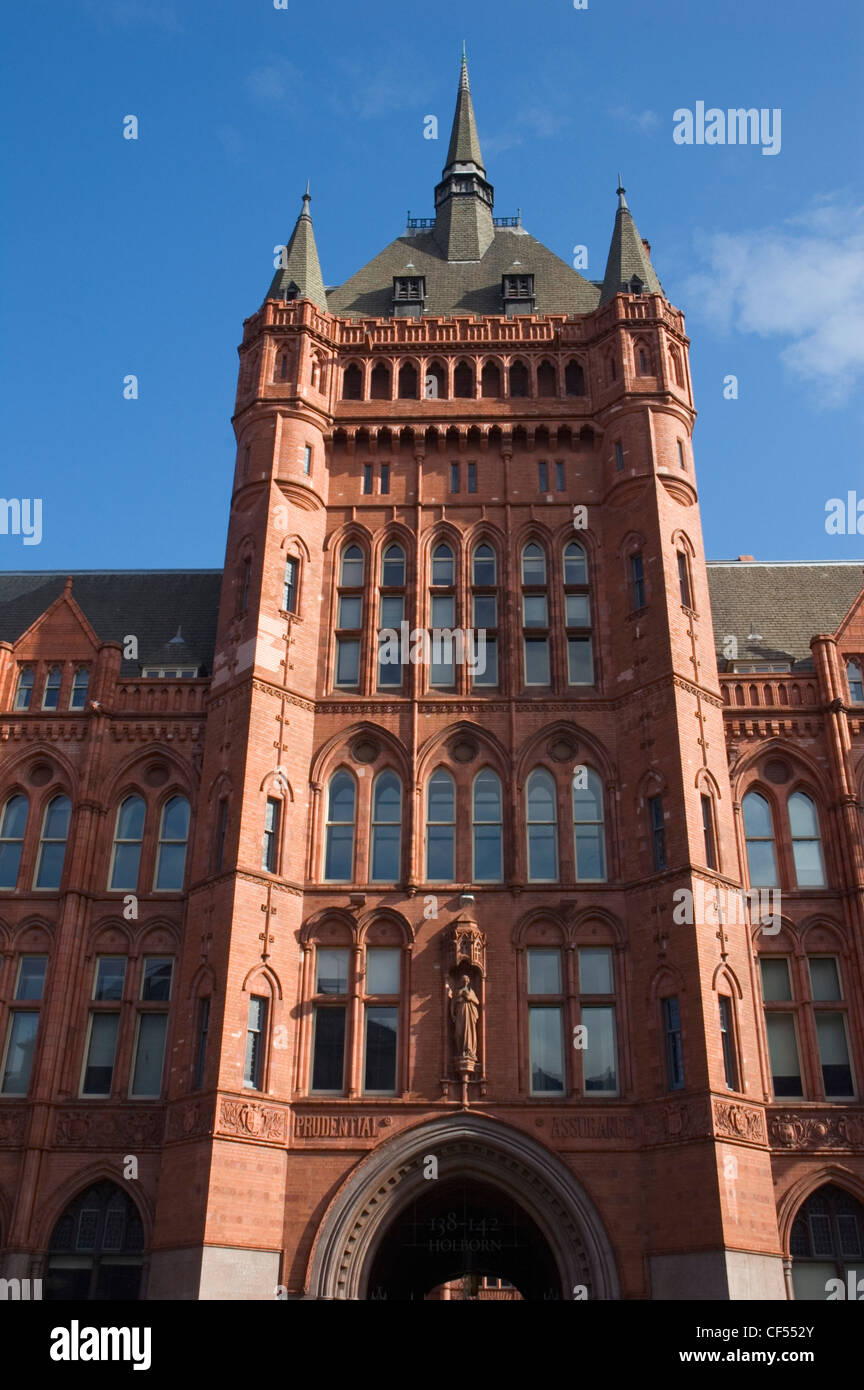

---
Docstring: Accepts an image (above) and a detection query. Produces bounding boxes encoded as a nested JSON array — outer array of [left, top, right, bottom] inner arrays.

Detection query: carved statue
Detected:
[[448, 973, 480, 1065]]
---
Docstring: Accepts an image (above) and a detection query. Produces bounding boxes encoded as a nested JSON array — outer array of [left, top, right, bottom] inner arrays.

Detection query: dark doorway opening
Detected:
[[364, 1176, 563, 1301]]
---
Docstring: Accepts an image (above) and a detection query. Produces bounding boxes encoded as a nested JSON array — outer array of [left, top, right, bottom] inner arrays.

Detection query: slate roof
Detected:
[[706, 562, 864, 668], [600, 184, 663, 304], [0, 572, 222, 677], [267, 189, 328, 311]]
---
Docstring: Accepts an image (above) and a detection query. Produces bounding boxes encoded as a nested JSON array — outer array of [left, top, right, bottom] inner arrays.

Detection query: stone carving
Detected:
[[768, 1110, 864, 1151], [53, 1108, 164, 1148], [448, 975, 480, 1069], [0, 1107, 27, 1146], [641, 1098, 711, 1145], [165, 1099, 214, 1142], [448, 919, 486, 974], [218, 1097, 286, 1142], [712, 1099, 765, 1144]]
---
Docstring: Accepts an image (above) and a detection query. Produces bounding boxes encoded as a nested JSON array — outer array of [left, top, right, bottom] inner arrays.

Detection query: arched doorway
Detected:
[[306, 1113, 618, 1301], [45, 1181, 145, 1300], [789, 1184, 864, 1300]]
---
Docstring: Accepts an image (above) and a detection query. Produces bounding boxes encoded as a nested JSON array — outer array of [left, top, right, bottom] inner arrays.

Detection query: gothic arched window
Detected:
[[526, 769, 557, 881], [742, 791, 778, 887], [426, 769, 455, 881], [153, 796, 190, 891], [34, 794, 71, 890], [472, 769, 503, 882], [324, 771, 356, 881], [0, 793, 28, 889], [109, 795, 146, 891], [370, 771, 402, 882], [790, 1185, 864, 1301], [573, 769, 606, 880], [46, 1182, 145, 1302], [788, 791, 826, 888]]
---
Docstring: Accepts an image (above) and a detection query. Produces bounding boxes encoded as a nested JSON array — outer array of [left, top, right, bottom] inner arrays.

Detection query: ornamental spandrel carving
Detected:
[[53, 1108, 164, 1149], [165, 1099, 215, 1142], [641, 1097, 711, 1145], [0, 1107, 28, 1146], [768, 1110, 864, 1151], [218, 1097, 286, 1142], [712, 1099, 766, 1145]]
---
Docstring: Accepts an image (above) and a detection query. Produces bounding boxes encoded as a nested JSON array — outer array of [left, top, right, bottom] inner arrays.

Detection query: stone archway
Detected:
[[306, 1113, 619, 1300]]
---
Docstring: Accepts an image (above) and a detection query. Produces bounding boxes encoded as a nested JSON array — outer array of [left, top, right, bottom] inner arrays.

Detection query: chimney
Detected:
[[737, 555, 755, 563], [642, 238, 651, 256]]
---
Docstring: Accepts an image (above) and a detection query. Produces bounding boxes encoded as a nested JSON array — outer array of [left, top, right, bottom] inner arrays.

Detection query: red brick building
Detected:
[[1, 57, 863, 1302]]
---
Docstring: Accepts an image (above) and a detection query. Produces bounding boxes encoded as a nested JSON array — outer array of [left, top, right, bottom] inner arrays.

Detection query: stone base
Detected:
[[147, 1246, 281, 1300], [649, 1250, 787, 1301]]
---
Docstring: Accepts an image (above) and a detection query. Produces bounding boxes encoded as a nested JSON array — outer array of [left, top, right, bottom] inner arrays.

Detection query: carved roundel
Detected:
[[450, 737, 477, 764], [547, 736, 577, 763], [28, 760, 54, 786], [763, 757, 791, 785], [144, 761, 170, 788], [351, 737, 380, 764]]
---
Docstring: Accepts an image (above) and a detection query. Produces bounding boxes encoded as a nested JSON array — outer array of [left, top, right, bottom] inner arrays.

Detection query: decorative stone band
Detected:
[[52, 1106, 165, 1149], [0, 1106, 28, 1146], [768, 1108, 864, 1151], [711, 1098, 766, 1146]]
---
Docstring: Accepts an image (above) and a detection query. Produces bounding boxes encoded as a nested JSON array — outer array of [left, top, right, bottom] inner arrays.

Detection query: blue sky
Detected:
[[2, 0, 862, 570]]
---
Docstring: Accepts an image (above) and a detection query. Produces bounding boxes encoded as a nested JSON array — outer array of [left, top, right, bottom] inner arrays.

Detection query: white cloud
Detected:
[[610, 105, 661, 133], [681, 199, 864, 406], [244, 60, 302, 109]]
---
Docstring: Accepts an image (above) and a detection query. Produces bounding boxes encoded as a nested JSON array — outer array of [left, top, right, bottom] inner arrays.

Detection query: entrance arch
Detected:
[[306, 1113, 619, 1300]]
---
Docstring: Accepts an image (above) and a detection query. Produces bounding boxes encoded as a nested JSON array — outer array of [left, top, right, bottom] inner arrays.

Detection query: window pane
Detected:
[[809, 958, 841, 1002], [582, 1006, 617, 1092], [35, 842, 66, 890], [367, 948, 400, 995], [528, 949, 561, 994], [2, 1012, 39, 1094], [473, 548, 496, 585], [563, 545, 588, 585], [340, 547, 363, 586], [529, 1007, 564, 1093], [567, 637, 594, 685], [765, 1014, 803, 1096], [379, 595, 404, 629], [16, 955, 47, 1000], [154, 842, 187, 891], [371, 824, 400, 880], [364, 1007, 398, 1092], [527, 825, 557, 880], [746, 839, 778, 887], [743, 792, 773, 837], [521, 546, 545, 584], [473, 595, 497, 627], [428, 772, 454, 822], [110, 842, 142, 891], [523, 595, 548, 627], [312, 1008, 346, 1090], [130, 1014, 167, 1096], [316, 948, 349, 995], [793, 838, 825, 887], [788, 792, 819, 837], [336, 639, 360, 685], [427, 826, 454, 880], [161, 797, 189, 840], [524, 637, 549, 684], [94, 958, 126, 1001], [338, 596, 362, 628], [116, 797, 145, 840], [574, 825, 605, 880], [431, 595, 455, 627], [815, 1014, 853, 1096], [381, 547, 405, 586], [579, 947, 613, 994], [565, 594, 590, 626], [83, 1013, 119, 1094], [1, 794, 28, 838], [473, 770, 501, 820], [325, 825, 353, 880], [431, 546, 454, 585], [473, 637, 497, 686], [760, 958, 792, 1002], [473, 824, 502, 881], [142, 958, 173, 1002], [329, 772, 355, 822]]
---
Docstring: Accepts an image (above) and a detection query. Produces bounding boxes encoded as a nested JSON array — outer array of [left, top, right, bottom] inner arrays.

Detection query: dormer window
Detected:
[[392, 276, 425, 318], [628, 274, 645, 294], [281, 281, 300, 303], [502, 273, 535, 317]]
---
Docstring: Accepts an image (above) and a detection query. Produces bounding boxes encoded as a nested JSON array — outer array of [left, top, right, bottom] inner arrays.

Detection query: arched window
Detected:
[[381, 544, 405, 587], [69, 667, 90, 710], [34, 794, 71, 890], [669, 347, 684, 387], [324, 771, 355, 881], [370, 362, 391, 400], [847, 660, 863, 704], [742, 791, 778, 887], [473, 769, 503, 882], [453, 360, 474, 398], [0, 793, 28, 889], [521, 544, 549, 686], [342, 363, 363, 400], [481, 361, 501, 398], [563, 541, 593, 686], [536, 359, 556, 397], [398, 362, 418, 398], [42, 666, 62, 710], [276, 350, 290, 382], [526, 769, 557, 881], [677, 550, 693, 609], [45, 1182, 145, 1301], [564, 359, 585, 396], [370, 771, 402, 881], [426, 769, 455, 881], [788, 792, 826, 887], [109, 796, 146, 891], [340, 544, 364, 587], [154, 796, 190, 890], [13, 667, 34, 710], [431, 543, 454, 587], [471, 545, 499, 688], [790, 1185, 864, 1301], [573, 769, 606, 880], [509, 360, 529, 398], [425, 361, 447, 399]]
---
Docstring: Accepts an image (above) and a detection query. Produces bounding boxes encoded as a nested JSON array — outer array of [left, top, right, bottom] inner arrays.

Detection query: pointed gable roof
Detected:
[[444, 52, 486, 172], [600, 179, 663, 304], [267, 189, 328, 310]]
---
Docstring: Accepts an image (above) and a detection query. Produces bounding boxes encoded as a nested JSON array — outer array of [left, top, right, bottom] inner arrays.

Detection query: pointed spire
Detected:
[[434, 51, 494, 261], [266, 188, 327, 311], [600, 178, 663, 304], [444, 47, 486, 173]]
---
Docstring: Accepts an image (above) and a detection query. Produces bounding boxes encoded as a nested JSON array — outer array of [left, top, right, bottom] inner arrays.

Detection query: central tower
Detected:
[[146, 55, 785, 1301]]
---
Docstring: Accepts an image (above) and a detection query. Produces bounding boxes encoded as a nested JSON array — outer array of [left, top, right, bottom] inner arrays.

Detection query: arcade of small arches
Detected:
[[337, 354, 588, 403]]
